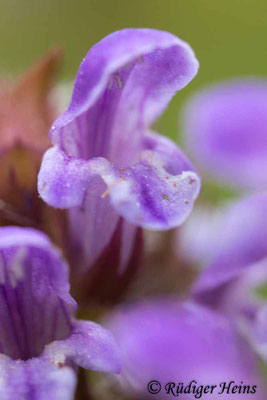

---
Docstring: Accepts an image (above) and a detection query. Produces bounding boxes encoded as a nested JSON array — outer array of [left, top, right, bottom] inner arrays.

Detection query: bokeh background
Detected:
[[1, 0, 267, 143]]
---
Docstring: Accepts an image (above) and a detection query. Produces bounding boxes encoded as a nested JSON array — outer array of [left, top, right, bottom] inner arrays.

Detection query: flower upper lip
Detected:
[[51, 28, 199, 160]]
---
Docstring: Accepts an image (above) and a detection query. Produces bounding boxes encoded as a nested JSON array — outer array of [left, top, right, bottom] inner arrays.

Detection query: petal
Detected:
[[0, 226, 76, 360], [38, 146, 93, 208], [105, 299, 264, 398], [183, 79, 267, 189], [39, 142, 200, 230], [193, 193, 267, 295], [67, 175, 120, 271], [176, 205, 225, 267], [0, 354, 76, 400], [38, 146, 126, 281], [105, 150, 200, 230], [187, 194, 267, 322], [39, 147, 144, 302], [44, 320, 121, 374], [69, 204, 143, 304], [51, 29, 198, 166], [143, 130, 199, 175]]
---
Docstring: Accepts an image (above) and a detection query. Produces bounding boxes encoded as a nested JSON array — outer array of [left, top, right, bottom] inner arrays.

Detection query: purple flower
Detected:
[[105, 299, 265, 399], [0, 226, 121, 399], [182, 80, 267, 189], [180, 193, 267, 320], [37, 29, 200, 292]]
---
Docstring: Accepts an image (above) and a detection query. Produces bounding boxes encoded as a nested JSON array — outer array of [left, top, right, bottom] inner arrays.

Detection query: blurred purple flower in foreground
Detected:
[[182, 80, 267, 189], [105, 299, 265, 399], [0, 227, 120, 399], [38, 29, 200, 301]]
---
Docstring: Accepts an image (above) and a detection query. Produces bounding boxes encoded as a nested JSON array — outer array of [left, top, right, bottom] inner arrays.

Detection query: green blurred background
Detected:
[[1, 0, 267, 142]]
